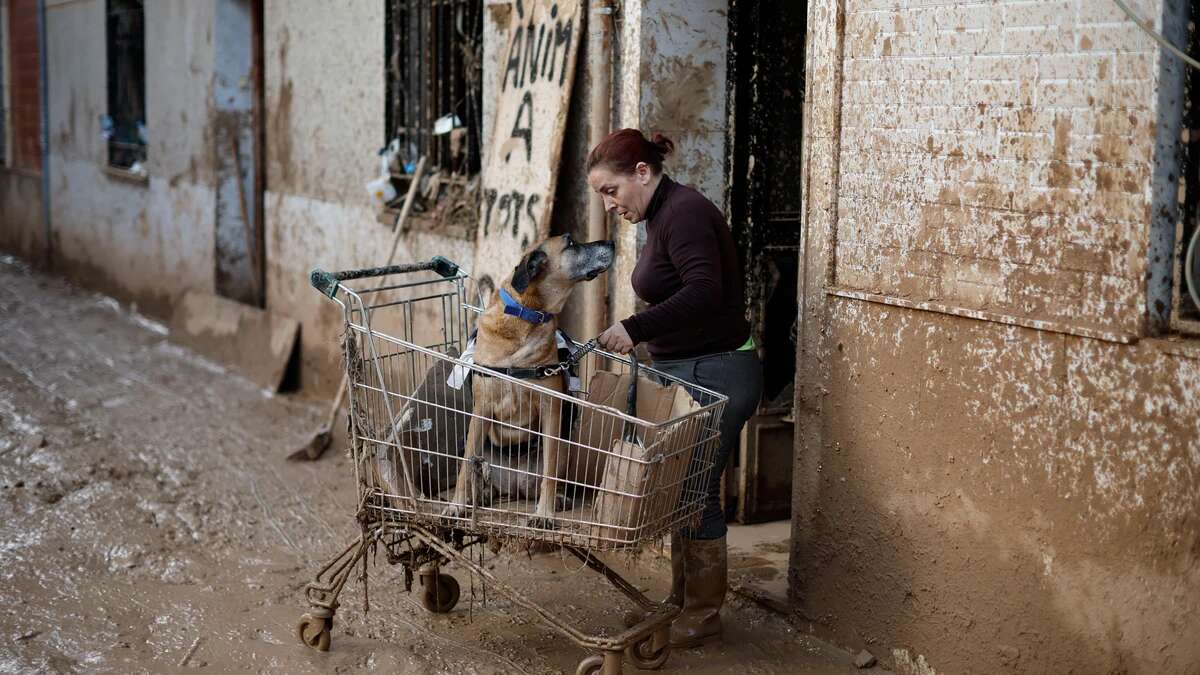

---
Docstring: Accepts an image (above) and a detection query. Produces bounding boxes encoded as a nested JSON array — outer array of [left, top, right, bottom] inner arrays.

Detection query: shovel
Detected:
[[288, 156, 428, 461]]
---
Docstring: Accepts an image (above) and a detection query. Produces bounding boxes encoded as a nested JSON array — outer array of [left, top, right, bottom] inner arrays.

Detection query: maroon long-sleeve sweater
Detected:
[[620, 176, 751, 360]]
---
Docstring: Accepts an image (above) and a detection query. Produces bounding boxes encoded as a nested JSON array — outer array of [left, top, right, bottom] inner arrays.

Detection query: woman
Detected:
[[588, 128, 763, 649]]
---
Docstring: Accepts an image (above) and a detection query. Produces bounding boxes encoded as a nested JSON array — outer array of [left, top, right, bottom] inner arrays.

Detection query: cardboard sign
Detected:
[[474, 0, 582, 287]]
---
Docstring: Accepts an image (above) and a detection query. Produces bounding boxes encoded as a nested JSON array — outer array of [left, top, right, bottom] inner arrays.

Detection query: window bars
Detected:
[[105, 0, 146, 170], [385, 0, 483, 178]]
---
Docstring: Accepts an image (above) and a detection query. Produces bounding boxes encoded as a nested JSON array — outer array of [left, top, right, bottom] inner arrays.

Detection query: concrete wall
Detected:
[[0, 171, 43, 261], [41, 0, 216, 316], [605, 0, 731, 330], [262, 0, 473, 394], [794, 1, 1200, 672], [0, 0, 475, 394]]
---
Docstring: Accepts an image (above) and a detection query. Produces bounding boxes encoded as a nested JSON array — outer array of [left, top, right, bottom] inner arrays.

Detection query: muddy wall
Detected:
[[793, 1, 1200, 672], [0, 170, 43, 261], [603, 0, 730, 329], [38, 0, 217, 317], [261, 0, 474, 394]]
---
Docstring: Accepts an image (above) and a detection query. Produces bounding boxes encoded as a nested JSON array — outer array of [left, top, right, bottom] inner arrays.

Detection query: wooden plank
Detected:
[[828, 287, 1139, 344], [736, 412, 794, 524], [168, 291, 299, 393], [473, 0, 582, 286]]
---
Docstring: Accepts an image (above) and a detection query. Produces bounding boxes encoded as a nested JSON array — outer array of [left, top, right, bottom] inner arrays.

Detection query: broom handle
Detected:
[[325, 156, 428, 423]]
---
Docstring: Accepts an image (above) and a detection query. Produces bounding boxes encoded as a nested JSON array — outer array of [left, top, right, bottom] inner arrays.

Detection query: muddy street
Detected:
[[0, 258, 855, 674]]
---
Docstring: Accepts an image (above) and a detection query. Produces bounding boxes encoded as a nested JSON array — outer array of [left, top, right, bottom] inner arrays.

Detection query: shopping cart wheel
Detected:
[[576, 654, 606, 675], [297, 613, 332, 652], [577, 651, 623, 674], [419, 573, 461, 613], [625, 632, 670, 670]]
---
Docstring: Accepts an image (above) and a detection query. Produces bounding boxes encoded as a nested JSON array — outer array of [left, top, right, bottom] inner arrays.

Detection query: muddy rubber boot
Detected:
[[623, 533, 686, 628], [669, 536, 727, 649]]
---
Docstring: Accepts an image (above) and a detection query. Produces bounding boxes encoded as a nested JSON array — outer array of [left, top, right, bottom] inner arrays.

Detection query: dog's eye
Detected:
[[563, 234, 575, 248]]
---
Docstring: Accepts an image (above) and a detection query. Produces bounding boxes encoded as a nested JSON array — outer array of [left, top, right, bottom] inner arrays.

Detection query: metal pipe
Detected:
[[37, 0, 51, 269], [584, 0, 614, 340]]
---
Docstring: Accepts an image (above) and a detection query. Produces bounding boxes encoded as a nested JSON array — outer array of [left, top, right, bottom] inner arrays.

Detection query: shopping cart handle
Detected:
[[309, 257, 461, 298], [310, 268, 340, 297], [430, 256, 460, 278]]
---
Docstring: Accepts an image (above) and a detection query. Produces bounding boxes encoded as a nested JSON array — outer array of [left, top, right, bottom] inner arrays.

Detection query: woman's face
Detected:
[[587, 163, 655, 223]]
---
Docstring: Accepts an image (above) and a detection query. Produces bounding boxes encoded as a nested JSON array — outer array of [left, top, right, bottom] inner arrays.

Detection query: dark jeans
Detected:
[[651, 349, 763, 540]]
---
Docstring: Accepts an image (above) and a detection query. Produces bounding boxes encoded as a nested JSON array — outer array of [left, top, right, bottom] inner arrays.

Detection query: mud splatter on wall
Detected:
[[262, 0, 475, 394], [31, 0, 219, 316], [603, 0, 730, 329], [795, 1, 1200, 673]]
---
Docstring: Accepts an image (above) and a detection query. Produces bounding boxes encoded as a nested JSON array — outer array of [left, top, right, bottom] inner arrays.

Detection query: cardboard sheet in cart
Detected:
[[575, 372, 707, 545]]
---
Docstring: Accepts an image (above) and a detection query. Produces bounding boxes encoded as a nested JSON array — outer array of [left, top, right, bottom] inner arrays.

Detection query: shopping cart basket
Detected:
[[297, 258, 727, 674]]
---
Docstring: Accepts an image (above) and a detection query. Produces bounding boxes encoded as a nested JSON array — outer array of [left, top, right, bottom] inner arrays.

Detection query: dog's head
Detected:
[[509, 234, 615, 311]]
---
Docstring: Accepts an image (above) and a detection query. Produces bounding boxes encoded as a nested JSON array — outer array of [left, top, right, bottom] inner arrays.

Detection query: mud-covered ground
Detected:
[[0, 257, 857, 674]]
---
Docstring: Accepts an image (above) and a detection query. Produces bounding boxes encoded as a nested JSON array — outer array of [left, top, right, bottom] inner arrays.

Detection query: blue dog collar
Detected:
[[499, 287, 554, 324]]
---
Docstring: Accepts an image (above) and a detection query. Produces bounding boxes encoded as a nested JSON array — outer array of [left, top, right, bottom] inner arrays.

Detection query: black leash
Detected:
[[473, 336, 601, 381]]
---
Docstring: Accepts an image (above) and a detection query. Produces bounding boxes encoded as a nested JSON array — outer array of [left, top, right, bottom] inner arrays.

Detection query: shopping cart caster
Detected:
[[625, 630, 670, 670], [297, 608, 334, 652], [418, 570, 461, 613], [576, 650, 623, 675]]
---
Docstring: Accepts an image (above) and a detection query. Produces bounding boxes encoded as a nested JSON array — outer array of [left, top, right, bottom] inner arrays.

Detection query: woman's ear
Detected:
[[635, 162, 651, 185]]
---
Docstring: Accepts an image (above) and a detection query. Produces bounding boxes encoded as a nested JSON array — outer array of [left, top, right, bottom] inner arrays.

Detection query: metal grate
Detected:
[[384, 0, 483, 177], [106, 0, 146, 169]]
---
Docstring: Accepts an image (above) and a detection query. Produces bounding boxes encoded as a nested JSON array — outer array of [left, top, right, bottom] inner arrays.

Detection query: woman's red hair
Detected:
[[586, 128, 675, 175]]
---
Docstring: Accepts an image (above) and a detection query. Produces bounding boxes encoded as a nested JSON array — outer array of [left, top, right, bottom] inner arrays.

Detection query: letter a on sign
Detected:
[[474, 0, 581, 287]]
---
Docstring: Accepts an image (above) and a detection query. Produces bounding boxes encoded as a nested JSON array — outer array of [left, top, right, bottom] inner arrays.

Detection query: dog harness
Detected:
[[446, 331, 598, 390]]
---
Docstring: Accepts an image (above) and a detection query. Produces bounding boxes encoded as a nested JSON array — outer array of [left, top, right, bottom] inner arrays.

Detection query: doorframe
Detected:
[[251, 0, 265, 306], [723, 0, 806, 524]]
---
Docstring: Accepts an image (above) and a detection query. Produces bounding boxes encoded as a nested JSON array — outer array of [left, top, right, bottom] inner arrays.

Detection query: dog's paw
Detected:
[[525, 515, 558, 531], [554, 493, 575, 512], [441, 503, 471, 520]]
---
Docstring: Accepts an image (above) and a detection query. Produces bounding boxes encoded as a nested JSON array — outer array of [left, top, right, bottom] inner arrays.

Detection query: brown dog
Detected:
[[444, 233, 614, 526]]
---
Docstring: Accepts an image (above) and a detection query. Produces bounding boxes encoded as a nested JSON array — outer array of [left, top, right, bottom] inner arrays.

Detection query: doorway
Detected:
[[213, 0, 265, 307], [726, 0, 806, 524]]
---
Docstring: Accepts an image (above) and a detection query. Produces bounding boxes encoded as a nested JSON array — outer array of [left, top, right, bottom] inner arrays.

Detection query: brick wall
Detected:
[[833, 0, 1159, 337], [7, 0, 41, 172]]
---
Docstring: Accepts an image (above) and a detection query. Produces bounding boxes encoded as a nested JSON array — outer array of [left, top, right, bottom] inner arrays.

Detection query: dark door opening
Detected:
[[213, 0, 265, 307], [726, 0, 806, 524]]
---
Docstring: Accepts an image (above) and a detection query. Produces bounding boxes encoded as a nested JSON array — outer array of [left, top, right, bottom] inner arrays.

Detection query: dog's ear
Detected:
[[511, 249, 548, 293]]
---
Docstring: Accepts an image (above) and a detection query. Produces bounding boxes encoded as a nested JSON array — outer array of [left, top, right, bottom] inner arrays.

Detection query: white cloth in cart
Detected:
[[447, 331, 583, 394]]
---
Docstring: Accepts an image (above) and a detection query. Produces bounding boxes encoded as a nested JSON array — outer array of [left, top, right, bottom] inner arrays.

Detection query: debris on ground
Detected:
[[854, 649, 878, 669]]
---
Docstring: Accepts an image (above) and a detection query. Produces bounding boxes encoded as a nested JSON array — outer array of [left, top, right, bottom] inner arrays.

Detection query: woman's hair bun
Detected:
[[587, 129, 676, 175], [650, 133, 675, 159]]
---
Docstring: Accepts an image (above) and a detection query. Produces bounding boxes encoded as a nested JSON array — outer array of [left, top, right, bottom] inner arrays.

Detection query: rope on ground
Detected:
[[177, 636, 201, 667]]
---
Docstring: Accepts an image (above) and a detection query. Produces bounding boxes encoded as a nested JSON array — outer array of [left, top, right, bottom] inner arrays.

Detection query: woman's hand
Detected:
[[598, 322, 634, 355]]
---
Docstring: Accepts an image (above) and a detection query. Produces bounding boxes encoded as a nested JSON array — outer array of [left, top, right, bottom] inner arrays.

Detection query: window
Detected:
[[384, 0, 483, 182], [105, 0, 145, 170]]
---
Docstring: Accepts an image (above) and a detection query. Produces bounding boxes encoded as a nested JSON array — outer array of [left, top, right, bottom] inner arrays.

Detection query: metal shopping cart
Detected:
[[297, 258, 727, 674]]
